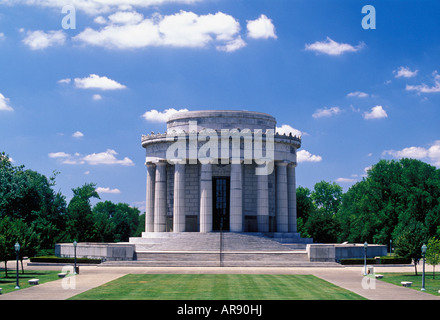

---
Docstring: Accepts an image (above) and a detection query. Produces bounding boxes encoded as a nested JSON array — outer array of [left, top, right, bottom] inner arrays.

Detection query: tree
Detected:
[[303, 181, 342, 243], [338, 159, 440, 245], [394, 219, 427, 275], [65, 183, 100, 242], [426, 237, 440, 279]]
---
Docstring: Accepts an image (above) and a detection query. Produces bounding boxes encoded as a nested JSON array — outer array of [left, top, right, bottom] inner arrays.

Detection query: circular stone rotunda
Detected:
[[128, 110, 317, 266]]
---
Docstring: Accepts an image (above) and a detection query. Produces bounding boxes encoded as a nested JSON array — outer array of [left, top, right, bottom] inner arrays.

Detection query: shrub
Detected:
[[29, 255, 101, 264]]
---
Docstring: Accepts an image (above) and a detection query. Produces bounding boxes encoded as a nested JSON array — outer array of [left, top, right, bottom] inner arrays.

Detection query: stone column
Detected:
[[145, 162, 156, 233], [256, 164, 269, 232], [173, 163, 185, 232], [154, 161, 167, 232], [276, 161, 289, 233], [230, 162, 243, 232], [199, 163, 212, 233], [287, 162, 298, 233]]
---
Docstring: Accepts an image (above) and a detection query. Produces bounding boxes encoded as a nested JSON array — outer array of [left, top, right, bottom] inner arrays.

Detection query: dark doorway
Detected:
[[212, 177, 230, 231]]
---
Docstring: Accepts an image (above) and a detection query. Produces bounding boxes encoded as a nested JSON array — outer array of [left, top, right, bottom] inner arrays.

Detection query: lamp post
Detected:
[[73, 240, 78, 274], [421, 244, 427, 291], [14, 242, 20, 289], [390, 239, 392, 254], [363, 241, 368, 276]]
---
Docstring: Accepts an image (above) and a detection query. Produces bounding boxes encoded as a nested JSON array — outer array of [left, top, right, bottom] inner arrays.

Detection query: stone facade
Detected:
[[141, 110, 301, 234]]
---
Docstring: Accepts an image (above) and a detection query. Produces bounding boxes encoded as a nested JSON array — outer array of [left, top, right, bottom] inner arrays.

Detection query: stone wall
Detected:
[[55, 243, 136, 261], [307, 243, 387, 262]]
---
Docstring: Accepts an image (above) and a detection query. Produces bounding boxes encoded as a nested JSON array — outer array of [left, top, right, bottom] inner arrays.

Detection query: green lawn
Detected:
[[0, 269, 60, 294], [380, 272, 440, 296], [69, 274, 366, 300]]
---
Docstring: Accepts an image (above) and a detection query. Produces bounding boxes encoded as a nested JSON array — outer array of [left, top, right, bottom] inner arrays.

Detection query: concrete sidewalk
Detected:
[[0, 262, 439, 300]]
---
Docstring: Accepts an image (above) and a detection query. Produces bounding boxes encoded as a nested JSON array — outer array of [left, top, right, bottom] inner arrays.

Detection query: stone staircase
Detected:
[[100, 233, 339, 267]]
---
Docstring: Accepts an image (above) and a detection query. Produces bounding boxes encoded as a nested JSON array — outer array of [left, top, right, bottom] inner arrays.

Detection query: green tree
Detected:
[[426, 237, 440, 279], [304, 181, 342, 243], [65, 183, 100, 242]]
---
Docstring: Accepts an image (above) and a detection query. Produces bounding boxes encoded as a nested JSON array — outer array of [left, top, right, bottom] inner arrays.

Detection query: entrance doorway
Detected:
[[212, 177, 230, 231]]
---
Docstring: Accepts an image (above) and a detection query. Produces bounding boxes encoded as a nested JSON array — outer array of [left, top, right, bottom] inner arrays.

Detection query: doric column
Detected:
[[287, 162, 298, 233], [173, 163, 185, 232], [230, 162, 243, 232], [154, 161, 167, 232], [145, 162, 156, 233], [256, 164, 269, 232], [276, 161, 289, 233], [199, 163, 212, 233]]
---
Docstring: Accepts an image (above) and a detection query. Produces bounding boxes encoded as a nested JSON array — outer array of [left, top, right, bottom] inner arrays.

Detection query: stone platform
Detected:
[[103, 232, 330, 267]]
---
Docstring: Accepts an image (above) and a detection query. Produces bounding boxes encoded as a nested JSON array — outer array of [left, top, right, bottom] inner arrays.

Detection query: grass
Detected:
[[379, 272, 440, 296], [0, 269, 60, 294], [69, 274, 366, 300]]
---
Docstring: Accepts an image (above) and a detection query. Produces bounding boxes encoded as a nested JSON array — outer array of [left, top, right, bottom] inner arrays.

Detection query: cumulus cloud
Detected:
[[247, 14, 277, 40], [96, 187, 121, 194], [142, 108, 189, 123], [383, 141, 440, 167], [73, 74, 127, 90], [73, 10, 246, 52], [276, 124, 302, 137], [363, 106, 388, 120], [305, 37, 364, 56], [0, 93, 13, 111], [312, 106, 342, 119], [297, 150, 322, 163], [72, 131, 84, 138], [394, 66, 418, 78], [48, 149, 134, 166], [22, 30, 66, 50]]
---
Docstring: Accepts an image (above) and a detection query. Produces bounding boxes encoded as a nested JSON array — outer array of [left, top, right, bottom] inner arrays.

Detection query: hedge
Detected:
[[29, 256, 102, 264], [339, 256, 411, 265]]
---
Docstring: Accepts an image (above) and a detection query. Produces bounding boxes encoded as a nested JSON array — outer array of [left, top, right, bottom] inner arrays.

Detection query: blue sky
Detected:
[[0, 0, 439, 211]]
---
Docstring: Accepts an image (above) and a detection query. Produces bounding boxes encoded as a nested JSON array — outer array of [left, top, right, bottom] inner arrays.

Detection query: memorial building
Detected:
[[141, 110, 301, 235]]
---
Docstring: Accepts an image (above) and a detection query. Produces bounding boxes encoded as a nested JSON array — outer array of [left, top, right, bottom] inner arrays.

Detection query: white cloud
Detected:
[[297, 150, 322, 163], [73, 10, 245, 52], [92, 94, 102, 100], [2, 0, 202, 15], [73, 74, 127, 90], [96, 187, 121, 194], [142, 108, 189, 123], [383, 140, 440, 167], [49, 149, 134, 166], [347, 91, 368, 98], [394, 66, 418, 78], [363, 106, 387, 120], [0, 93, 13, 111], [216, 36, 246, 52], [48, 152, 71, 158], [72, 131, 84, 138], [305, 37, 364, 56], [83, 149, 134, 166], [276, 124, 302, 137], [312, 106, 342, 119], [0, 32, 5, 40], [58, 78, 71, 84], [22, 30, 66, 50], [108, 11, 144, 25], [406, 71, 440, 94], [335, 177, 357, 183], [247, 14, 277, 40]]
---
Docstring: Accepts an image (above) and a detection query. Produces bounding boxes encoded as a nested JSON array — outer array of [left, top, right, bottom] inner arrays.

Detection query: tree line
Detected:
[[0, 152, 143, 274], [297, 157, 440, 272]]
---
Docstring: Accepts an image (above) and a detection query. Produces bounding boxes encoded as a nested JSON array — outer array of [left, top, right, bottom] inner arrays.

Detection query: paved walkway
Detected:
[[0, 261, 439, 300]]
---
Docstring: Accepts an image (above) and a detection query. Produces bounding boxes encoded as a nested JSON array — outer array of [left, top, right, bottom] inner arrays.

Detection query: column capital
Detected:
[[276, 160, 289, 167]]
